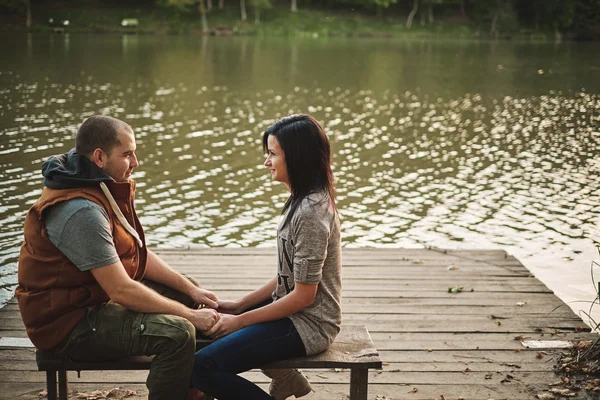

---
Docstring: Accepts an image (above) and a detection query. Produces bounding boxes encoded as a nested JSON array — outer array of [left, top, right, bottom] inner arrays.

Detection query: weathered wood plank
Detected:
[[0, 382, 551, 400], [0, 368, 561, 386], [1, 248, 595, 400]]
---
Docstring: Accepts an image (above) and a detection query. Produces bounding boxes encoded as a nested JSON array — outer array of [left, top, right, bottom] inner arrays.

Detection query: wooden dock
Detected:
[[0, 248, 597, 400]]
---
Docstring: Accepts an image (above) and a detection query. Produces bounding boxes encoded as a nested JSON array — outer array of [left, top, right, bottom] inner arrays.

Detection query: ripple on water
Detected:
[[1, 78, 600, 306]]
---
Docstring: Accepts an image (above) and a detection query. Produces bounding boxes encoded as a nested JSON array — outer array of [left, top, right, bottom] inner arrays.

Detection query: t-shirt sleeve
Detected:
[[292, 206, 332, 285], [45, 199, 120, 271]]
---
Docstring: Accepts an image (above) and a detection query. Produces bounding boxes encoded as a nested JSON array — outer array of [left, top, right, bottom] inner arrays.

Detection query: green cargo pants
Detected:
[[52, 278, 200, 400]]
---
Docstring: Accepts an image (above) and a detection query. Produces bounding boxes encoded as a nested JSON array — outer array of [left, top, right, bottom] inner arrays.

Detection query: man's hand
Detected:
[[189, 308, 221, 332], [216, 300, 243, 315], [205, 314, 245, 339], [190, 288, 219, 309]]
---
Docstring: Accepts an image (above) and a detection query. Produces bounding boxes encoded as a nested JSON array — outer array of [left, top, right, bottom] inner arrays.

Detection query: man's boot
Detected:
[[261, 368, 313, 400]]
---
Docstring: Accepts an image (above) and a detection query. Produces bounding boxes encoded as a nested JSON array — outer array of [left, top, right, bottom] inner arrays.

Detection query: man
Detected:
[[16, 115, 218, 400]]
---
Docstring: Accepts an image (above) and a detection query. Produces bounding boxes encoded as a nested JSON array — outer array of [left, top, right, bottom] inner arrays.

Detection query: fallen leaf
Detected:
[[485, 373, 493, 379], [424, 348, 433, 352], [535, 394, 556, 400], [448, 286, 463, 293], [408, 387, 418, 393], [496, 320, 502, 326], [513, 348, 521, 352], [549, 388, 576, 397], [447, 264, 458, 270], [536, 352, 544, 359], [412, 259, 424, 264], [516, 302, 526, 307], [501, 363, 521, 368]]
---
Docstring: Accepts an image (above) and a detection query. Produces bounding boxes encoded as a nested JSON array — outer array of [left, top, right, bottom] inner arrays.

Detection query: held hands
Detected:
[[204, 314, 245, 340], [216, 299, 243, 315], [190, 288, 219, 309], [189, 308, 220, 332]]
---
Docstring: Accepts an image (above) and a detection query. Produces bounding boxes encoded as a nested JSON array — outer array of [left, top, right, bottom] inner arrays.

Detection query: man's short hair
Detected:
[[75, 116, 130, 157]]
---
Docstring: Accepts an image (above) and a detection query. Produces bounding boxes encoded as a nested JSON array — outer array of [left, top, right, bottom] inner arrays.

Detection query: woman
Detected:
[[192, 114, 342, 400]]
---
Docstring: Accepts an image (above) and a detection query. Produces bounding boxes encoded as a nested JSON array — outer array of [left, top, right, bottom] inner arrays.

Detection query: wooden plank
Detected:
[[1, 247, 594, 400], [0, 369, 562, 385], [0, 304, 576, 318], [0, 382, 551, 400], [0, 315, 580, 332]]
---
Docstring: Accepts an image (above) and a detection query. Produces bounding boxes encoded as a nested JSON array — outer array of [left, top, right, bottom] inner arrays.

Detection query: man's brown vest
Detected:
[[15, 180, 147, 351]]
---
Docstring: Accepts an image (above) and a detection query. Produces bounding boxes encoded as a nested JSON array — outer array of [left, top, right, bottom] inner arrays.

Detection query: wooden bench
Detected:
[[36, 325, 382, 400]]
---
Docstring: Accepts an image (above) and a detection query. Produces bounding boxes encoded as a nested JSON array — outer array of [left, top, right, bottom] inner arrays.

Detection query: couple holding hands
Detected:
[[16, 114, 341, 400]]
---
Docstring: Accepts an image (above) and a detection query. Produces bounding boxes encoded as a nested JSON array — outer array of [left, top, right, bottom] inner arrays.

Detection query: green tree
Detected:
[[163, 0, 209, 33], [250, 0, 271, 24], [0, 0, 31, 29]]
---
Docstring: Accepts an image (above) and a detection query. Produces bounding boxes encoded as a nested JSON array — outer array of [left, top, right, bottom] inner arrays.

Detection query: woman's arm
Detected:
[[217, 276, 278, 315], [208, 282, 317, 339]]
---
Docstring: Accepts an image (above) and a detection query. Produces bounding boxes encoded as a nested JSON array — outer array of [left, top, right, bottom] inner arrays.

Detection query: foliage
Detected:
[[0, 0, 598, 39]]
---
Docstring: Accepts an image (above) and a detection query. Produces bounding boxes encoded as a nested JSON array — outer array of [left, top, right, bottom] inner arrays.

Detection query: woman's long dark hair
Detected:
[[263, 114, 336, 228]]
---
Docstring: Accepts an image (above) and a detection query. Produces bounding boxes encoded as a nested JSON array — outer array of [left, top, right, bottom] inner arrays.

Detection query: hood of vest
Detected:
[[43, 149, 113, 189]]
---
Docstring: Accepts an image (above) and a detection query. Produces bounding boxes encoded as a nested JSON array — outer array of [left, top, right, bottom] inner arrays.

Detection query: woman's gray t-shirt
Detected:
[[272, 192, 342, 356]]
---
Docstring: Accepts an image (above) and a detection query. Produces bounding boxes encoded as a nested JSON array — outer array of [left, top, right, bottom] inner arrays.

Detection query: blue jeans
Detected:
[[192, 316, 306, 400]]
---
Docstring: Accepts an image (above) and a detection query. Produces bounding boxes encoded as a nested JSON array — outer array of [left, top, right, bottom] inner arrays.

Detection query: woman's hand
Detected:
[[206, 314, 245, 339], [190, 288, 219, 309], [216, 300, 243, 315]]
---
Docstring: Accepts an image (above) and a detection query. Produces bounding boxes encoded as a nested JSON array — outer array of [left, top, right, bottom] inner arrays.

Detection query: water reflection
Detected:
[[1, 35, 600, 307]]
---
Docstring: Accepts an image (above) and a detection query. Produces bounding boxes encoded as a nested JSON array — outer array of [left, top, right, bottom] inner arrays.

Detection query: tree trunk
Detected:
[[219, 0, 224, 9], [240, 0, 247, 21], [460, 0, 466, 17], [24, 0, 31, 30], [490, 11, 498, 37], [406, 0, 419, 29], [255, 7, 260, 24], [490, 0, 500, 37], [199, 0, 209, 34], [555, 29, 562, 42], [207, 0, 212, 12], [291, 0, 297, 12], [428, 3, 434, 23]]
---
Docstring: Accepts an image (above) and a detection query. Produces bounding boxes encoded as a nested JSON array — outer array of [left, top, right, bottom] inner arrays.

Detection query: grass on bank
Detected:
[[0, 2, 558, 40]]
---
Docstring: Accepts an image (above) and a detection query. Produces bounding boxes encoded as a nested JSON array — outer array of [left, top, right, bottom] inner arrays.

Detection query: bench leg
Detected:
[[46, 370, 57, 400], [58, 370, 68, 400], [350, 368, 368, 400]]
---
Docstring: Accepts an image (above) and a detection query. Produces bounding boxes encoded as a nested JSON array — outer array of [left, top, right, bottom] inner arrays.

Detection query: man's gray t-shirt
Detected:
[[272, 192, 342, 356], [45, 198, 120, 271]]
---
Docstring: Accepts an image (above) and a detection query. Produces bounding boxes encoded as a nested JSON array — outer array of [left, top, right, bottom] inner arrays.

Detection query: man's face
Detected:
[[102, 128, 139, 182]]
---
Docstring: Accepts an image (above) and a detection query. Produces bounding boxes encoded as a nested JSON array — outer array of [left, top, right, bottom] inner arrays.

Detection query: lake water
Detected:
[[1, 34, 599, 324]]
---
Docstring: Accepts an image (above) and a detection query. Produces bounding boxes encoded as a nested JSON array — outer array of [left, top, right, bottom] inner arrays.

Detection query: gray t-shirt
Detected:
[[45, 198, 120, 271], [273, 192, 342, 356]]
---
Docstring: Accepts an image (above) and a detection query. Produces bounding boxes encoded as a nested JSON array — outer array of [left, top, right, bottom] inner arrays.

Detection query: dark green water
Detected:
[[1, 34, 599, 312]]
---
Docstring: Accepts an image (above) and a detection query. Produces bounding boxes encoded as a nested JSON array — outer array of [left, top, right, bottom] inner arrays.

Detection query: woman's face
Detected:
[[264, 134, 290, 189]]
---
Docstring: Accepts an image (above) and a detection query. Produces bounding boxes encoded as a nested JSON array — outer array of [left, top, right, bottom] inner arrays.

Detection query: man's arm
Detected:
[[91, 260, 219, 332], [144, 250, 219, 309]]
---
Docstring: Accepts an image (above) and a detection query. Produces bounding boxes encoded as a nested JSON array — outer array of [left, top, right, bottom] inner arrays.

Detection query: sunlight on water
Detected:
[[1, 36, 600, 316]]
